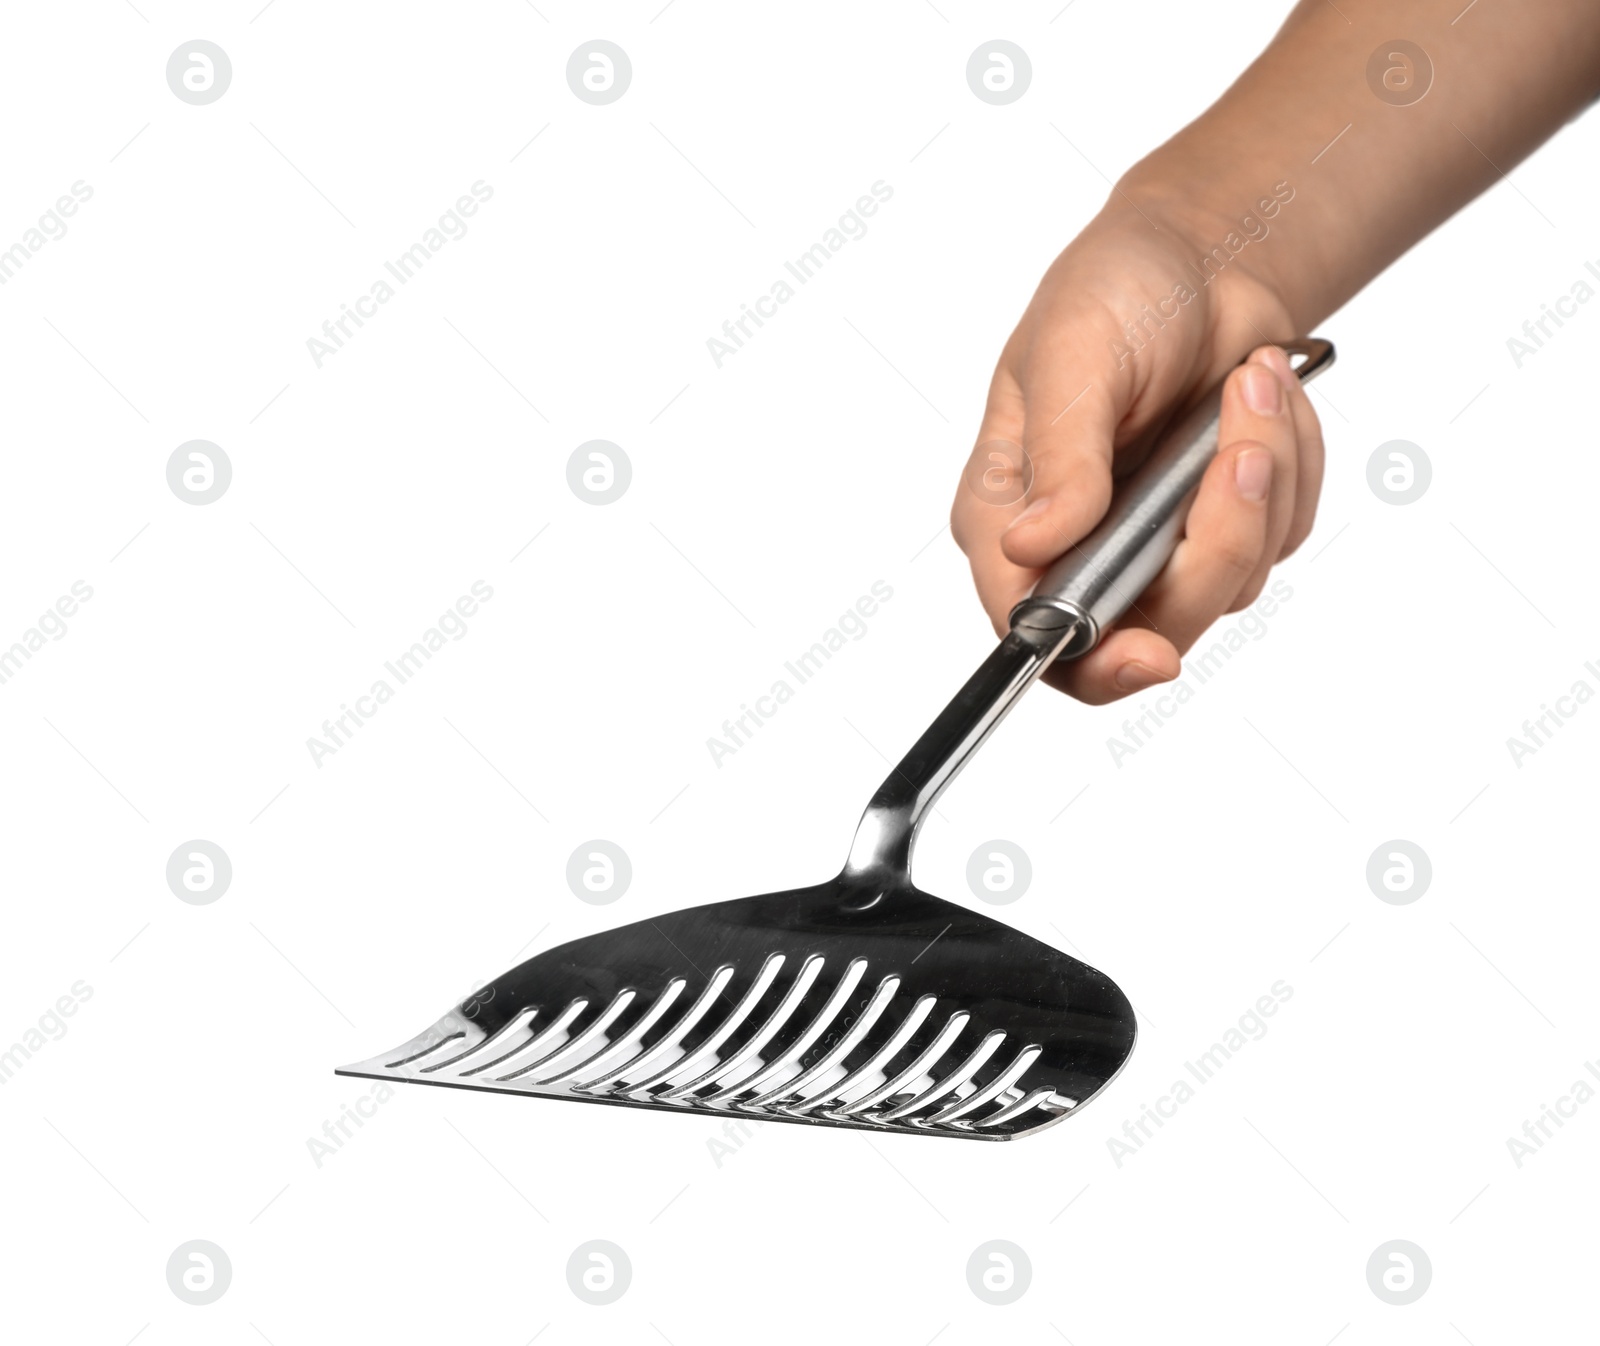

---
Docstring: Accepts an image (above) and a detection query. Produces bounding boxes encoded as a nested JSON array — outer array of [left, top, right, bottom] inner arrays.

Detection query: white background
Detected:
[[2, 1, 1596, 1341]]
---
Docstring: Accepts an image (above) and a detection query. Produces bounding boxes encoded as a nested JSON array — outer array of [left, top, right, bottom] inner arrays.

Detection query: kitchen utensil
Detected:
[[337, 338, 1335, 1139]]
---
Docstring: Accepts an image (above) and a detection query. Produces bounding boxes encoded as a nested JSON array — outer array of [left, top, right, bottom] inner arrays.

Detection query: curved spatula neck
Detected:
[[842, 625, 1078, 886]]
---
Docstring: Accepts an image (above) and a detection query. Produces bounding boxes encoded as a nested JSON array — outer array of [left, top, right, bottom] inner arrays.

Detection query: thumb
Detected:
[[999, 375, 1120, 570]]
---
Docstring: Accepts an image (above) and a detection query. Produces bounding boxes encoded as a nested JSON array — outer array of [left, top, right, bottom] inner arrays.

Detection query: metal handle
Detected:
[[1008, 337, 1335, 660]]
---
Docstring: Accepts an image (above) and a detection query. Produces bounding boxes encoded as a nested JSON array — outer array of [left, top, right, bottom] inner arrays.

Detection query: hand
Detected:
[[950, 195, 1326, 703]]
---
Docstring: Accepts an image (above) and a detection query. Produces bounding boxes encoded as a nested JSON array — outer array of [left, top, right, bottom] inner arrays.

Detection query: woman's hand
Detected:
[[950, 194, 1326, 703]]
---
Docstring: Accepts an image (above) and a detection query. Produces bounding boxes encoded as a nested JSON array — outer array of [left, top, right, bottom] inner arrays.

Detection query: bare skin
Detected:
[[953, 0, 1600, 703]]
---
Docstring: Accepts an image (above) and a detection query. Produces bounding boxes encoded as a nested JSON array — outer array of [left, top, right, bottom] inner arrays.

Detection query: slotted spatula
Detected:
[[338, 338, 1335, 1140]]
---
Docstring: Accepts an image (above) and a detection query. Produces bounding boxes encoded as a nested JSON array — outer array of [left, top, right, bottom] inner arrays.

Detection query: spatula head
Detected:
[[337, 879, 1136, 1140]]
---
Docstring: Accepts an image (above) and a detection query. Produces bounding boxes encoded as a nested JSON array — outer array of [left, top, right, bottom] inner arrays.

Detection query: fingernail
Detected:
[[1241, 364, 1283, 416], [1114, 661, 1169, 692], [1235, 447, 1272, 501], [1005, 497, 1051, 532]]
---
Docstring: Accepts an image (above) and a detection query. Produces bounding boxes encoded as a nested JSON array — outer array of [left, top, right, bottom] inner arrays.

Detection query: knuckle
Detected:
[[1033, 451, 1111, 523], [949, 495, 974, 552], [1213, 533, 1263, 576], [1227, 575, 1267, 612], [1082, 465, 1114, 518], [1278, 522, 1311, 561]]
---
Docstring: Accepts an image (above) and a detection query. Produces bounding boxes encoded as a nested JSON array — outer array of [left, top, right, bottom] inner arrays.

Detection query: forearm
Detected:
[[1118, 0, 1600, 329]]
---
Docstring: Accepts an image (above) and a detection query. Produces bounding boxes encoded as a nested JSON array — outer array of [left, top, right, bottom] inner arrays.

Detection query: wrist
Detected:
[[1109, 145, 1325, 333]]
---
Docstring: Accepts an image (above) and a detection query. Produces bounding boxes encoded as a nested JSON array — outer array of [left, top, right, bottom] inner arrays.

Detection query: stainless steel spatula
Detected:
[[339, 338, 1335, 1140]]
